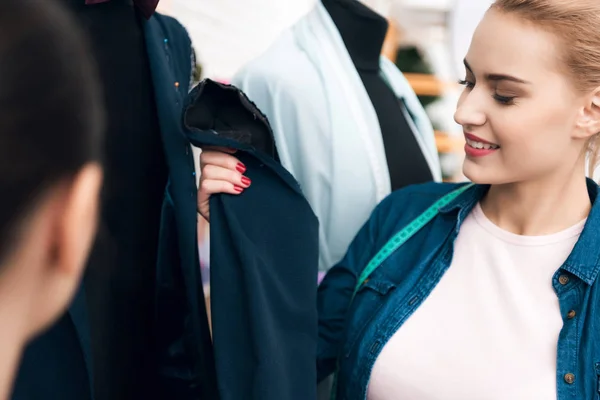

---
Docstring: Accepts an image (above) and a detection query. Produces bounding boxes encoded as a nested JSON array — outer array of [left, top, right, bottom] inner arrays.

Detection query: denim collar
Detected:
[[439, 179, 600, 285]]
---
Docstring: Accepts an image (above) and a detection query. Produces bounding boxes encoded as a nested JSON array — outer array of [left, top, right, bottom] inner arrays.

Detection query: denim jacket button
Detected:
[[567, 310, 576, 319], [564, 373, 575, 384], [558, 275, 570, 285]]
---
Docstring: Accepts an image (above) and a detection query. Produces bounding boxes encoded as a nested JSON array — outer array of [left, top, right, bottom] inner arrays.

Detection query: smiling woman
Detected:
[[455, 2, 600, 191], [316, 1, 600, 399], [492, 0, 600, 178], [189, 1, 600, 399]]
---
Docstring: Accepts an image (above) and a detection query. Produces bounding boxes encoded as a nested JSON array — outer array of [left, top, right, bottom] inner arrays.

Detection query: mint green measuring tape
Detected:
[[329, 183, 473, 400]]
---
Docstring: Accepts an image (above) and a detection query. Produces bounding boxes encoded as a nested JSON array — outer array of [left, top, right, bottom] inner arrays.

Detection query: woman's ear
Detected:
[[37, 163, 102, 326], [55, 163, 103, 278], [575, 87, 600, 140], [13, 163, 102, 338]]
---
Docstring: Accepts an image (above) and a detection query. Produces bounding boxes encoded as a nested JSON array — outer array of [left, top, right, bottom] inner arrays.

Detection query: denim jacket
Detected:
[[318, 179, 600, 400]]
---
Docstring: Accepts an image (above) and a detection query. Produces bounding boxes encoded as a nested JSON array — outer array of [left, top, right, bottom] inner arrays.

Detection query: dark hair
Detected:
[[0, 0, 103, 261]]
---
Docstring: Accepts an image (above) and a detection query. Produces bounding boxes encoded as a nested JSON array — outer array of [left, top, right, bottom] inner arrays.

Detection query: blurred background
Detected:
[[158, 0, 493, 181]]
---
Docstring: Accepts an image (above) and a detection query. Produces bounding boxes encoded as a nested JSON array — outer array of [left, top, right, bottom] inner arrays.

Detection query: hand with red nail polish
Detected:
[[197, 146, 251, 222]]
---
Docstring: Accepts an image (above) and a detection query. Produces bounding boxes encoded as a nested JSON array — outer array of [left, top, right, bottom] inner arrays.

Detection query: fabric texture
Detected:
[[367, 203, 583, 400], [233, 2, 440, 272], [180, 79, 319, 400], [318, 179, 600, 400]]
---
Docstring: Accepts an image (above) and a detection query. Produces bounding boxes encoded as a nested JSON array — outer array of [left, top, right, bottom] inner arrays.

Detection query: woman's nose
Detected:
[[454, 91, 486, 128]]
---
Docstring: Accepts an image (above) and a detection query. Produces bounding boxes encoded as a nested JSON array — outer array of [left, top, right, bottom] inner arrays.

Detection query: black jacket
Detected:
[[157, 79, 319, 399], [12, 11, 204, 400]]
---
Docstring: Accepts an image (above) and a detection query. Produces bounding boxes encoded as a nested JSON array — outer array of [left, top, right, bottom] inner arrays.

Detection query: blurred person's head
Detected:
[[0, 0, 103, 389], [454, 0, 600, 186]]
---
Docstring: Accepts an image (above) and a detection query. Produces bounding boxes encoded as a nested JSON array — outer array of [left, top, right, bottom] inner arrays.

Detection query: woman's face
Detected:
[[455, 9, 588, 185]]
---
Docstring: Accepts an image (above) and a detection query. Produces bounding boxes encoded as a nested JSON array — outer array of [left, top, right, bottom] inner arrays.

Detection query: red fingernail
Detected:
[[234, 185, 244, 192], [241, 177, 251, 186], [236, 163, 246, 173]]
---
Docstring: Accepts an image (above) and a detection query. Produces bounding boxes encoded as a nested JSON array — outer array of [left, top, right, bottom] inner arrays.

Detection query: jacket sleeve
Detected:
[[316, 182, 450, 382], [316, 196, 391, 382]]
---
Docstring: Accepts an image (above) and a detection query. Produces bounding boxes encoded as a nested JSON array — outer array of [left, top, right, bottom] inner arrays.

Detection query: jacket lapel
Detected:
[[143, 15, 218, 398], [142, 15, 202, 316]]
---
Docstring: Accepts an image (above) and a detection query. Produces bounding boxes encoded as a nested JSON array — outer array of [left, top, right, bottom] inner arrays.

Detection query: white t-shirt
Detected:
[[367, 203, 585, 400]]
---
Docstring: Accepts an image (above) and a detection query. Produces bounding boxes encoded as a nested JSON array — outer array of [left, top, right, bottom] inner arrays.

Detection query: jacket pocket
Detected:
[[343, 278, 396, 358], [359, 278, 396, 296]]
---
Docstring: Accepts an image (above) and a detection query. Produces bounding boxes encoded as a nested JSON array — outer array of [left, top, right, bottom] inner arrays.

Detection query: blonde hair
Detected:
[[490, 0, 600, 175]]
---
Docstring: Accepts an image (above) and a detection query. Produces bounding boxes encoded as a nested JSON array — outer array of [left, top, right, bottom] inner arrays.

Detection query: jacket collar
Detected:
[[564, 179, 600, 284], [439, 183, 488, 229], [439, 178, 600, 285]]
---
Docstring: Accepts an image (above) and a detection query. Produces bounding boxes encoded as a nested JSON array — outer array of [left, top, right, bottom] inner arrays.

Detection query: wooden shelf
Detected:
[[404, 73, 457, 96]]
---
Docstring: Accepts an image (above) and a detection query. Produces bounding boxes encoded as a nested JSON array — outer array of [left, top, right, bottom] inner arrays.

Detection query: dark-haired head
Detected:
[[0, 0, 103, 387]]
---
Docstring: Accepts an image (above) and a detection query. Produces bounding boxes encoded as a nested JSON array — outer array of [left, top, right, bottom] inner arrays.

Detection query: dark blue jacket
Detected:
[[172, 79, 319, 400], [12, 13, 210, 400]]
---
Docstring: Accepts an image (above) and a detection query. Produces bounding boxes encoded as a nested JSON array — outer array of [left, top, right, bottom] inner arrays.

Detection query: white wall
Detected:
[[158, 0, 317, 81]]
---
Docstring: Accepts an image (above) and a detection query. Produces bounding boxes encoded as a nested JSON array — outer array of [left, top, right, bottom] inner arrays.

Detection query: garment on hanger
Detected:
[[324, 0, 434, 191], [183, 79, 319, 400], [233, 2, 441, 272]]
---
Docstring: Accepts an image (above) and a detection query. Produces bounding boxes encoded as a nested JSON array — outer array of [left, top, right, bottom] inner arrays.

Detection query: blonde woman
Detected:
[[198, 0, 600, 398]]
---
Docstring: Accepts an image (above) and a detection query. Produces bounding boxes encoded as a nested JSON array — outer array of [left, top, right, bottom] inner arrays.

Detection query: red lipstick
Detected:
[[464, 133, 499, 158]]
